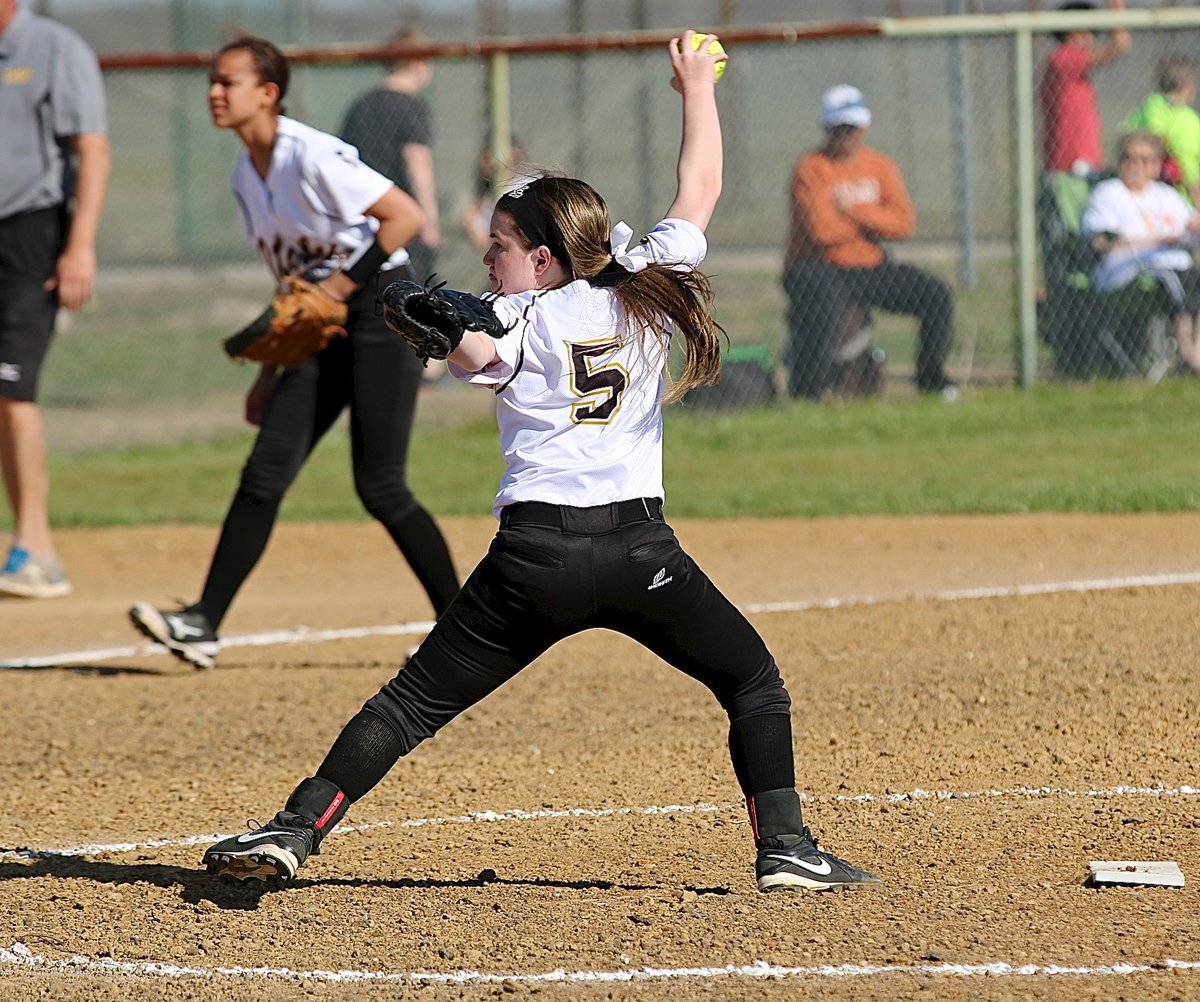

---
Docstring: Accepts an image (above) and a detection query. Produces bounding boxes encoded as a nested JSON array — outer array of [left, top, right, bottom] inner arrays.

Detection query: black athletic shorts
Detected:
[[0, 207, 64, 402]]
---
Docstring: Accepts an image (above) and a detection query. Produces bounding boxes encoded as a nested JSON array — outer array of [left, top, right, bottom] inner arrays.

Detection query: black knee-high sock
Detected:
[[728, 712, 796, 795], [383, 503, 459, 616], [197, 490, 280, 629], [316, 709, 406, 803], [730, 714, 804, 840]]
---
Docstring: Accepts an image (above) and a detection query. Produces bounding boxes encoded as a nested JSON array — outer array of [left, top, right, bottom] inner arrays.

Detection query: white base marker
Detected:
[[1088, 861, 1185, 887]]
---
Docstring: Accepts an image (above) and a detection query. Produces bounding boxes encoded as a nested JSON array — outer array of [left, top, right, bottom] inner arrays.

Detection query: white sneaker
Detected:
[[0, 546, 72, 599]]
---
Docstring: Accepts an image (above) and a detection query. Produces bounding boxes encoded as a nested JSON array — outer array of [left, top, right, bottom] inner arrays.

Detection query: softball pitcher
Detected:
[[127, 36, 458, 669], [203, 33, 878, 893]]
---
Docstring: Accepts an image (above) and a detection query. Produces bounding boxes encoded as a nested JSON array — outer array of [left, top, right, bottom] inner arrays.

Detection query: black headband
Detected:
[[496, 183, 570, 269]]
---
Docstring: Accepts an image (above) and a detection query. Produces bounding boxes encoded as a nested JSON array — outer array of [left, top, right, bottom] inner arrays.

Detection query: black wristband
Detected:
[[344, 237, 391, 287]]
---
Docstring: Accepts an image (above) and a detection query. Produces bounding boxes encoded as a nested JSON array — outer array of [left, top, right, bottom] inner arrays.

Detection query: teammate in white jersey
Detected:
[[203, 32, 878, 893], [127, 36, 458, 669]]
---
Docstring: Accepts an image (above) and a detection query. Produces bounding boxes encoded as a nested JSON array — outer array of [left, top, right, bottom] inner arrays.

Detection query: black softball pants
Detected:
[[335, 501, 796, 800], [783, 258, 954, 398], [197, 272, 459, 627]]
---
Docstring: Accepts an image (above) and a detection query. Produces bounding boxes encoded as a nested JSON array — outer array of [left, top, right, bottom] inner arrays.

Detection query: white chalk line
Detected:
[[0, 619, 437, 670], [4, 570, 1200, 670], [2, 942, 1197, 987], [3, 784, 1195, 861], [738, 570, 1200, 614]]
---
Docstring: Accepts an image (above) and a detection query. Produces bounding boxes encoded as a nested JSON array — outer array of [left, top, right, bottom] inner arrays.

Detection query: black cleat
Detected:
[[756, 829, 880, 892], [203, 778, 349, 883], [202, 813, 319, 882], [129, 602, 219, 670]]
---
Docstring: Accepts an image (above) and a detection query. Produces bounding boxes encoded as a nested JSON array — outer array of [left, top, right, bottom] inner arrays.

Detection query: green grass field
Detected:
[[12, 377, 1197, 531]]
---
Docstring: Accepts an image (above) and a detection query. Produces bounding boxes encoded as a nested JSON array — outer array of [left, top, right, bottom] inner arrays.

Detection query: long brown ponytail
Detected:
[[495, 174, 726, 401]]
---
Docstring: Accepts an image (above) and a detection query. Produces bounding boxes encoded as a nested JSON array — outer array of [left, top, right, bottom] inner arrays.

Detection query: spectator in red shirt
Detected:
[[1039, 0, 1131, 175]]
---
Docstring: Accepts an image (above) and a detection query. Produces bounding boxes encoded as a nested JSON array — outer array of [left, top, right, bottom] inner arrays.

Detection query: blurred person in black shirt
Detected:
[[340, 27, 439, 279]]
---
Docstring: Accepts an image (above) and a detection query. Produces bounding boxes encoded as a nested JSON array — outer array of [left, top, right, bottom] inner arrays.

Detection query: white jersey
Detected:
[[449, 217, 707, 516], [230, 116, 409, 289], [1081, 177, 1197, 292]]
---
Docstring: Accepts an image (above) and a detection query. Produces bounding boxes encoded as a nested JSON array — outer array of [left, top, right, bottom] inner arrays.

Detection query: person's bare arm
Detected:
[[319, 186, 423, 301], [448, 329, 500, 372], [403, 142, 440, 249], [48, 132, 110, 311], [663, 32, 725, 231], [1092, 0, 1131, 69]]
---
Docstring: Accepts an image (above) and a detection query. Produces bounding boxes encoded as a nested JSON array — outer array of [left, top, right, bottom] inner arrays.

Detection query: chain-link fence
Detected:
[[37, 10, 1200, 448], [1037, 19, 1200, 384]]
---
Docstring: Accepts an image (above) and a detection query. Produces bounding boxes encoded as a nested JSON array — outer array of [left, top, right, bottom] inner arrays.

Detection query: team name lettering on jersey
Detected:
[[259, 234, 343, 282]]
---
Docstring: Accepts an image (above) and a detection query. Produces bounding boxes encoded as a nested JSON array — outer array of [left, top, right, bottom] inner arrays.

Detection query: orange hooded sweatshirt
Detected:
[[785, 145, 916, 270]]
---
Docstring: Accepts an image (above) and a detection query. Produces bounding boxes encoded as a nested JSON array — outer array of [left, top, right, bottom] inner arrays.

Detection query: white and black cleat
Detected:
[[129, 602, 219, 670], [202, 814, 317, 882], [756, 829, 880, 892]]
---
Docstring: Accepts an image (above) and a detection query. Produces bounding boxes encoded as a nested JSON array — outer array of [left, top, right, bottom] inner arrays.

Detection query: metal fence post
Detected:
[[950, 1, 977, 289], [169, 0, 196, 258], [489, 51, 512, 200], [1014, 25, 1038, 389]]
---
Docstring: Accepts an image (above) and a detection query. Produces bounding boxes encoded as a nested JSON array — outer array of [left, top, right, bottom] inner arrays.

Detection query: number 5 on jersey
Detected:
[[569, 340, 628, 423]]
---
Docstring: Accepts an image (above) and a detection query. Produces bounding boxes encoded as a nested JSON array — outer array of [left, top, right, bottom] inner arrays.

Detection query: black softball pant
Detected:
[[783, 258, 954, 398], [348, 501, 796, 799], [197, 272, 459, 627]]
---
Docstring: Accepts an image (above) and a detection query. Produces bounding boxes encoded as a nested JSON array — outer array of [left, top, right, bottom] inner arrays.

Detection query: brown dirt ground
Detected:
[[2, 512, 1199, 1001]]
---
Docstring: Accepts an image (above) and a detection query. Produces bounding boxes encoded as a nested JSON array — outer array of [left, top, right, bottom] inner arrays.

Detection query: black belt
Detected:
[[500, 497, 663, 533]]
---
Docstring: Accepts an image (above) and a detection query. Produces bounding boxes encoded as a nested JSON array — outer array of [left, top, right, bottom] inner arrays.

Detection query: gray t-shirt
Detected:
[[0, 6, 107, 219]]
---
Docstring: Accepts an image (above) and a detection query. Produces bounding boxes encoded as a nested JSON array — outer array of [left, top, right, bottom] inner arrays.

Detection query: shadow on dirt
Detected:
[[0, 854, 274, 910], [297, 871, 663, 894], [0, 854, 686, 911], [0, 663, 171, 676]]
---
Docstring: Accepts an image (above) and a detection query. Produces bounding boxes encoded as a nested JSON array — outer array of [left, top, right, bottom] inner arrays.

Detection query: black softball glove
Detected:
[[380, 277, 511, 362]]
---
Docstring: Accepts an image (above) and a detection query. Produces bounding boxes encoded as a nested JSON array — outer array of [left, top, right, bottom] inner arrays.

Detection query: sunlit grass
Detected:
[[10, 377, 1198, 530]]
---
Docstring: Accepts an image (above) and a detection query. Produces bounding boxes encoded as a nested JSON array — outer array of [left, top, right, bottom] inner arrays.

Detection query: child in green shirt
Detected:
[[1123, 55, 1200, 205]]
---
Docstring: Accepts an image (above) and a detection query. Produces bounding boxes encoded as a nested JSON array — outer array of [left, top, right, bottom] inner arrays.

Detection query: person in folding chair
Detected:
[[1081, 130, 1200, 374]]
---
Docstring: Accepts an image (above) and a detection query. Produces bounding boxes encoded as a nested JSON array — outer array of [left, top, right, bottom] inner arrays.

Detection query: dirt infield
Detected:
[[2, 513, 1199, 1001]]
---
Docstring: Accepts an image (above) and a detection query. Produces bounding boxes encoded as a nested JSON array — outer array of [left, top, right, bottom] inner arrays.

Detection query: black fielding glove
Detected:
[[380, 276, 511, 362]]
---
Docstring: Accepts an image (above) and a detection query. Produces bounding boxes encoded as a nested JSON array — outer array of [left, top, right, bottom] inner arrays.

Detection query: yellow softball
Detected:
[[682, 31, 726, 83]]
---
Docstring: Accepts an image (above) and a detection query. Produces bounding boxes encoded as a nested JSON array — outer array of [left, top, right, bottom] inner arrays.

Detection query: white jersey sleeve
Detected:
[[448, 216, 707, 388], [611, 217, 708, 273], [446, 295, 527, 386], [303, 140, 393, 224]]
